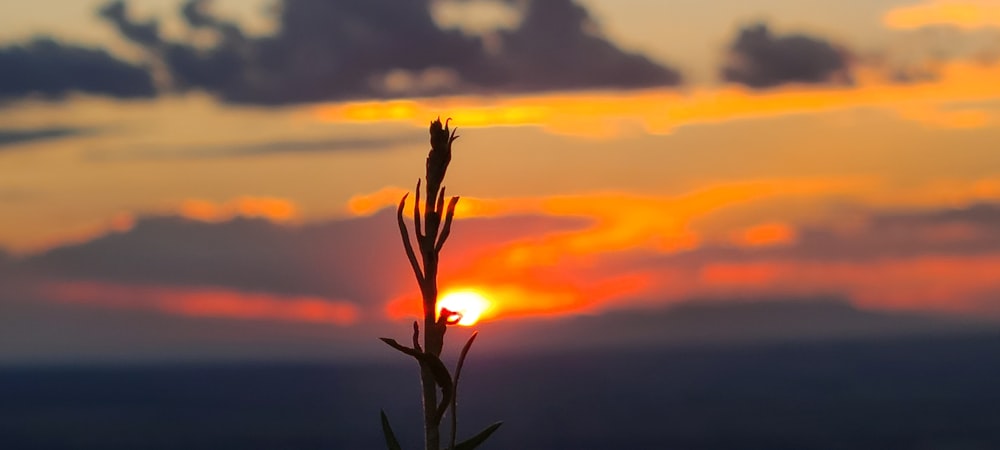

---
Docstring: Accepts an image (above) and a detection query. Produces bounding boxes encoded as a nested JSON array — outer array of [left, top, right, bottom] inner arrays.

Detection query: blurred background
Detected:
[[1, 0, 999, 448]]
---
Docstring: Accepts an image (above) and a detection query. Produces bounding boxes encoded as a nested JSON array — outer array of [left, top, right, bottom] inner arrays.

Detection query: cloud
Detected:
[[98, 1, 163, 47], [377, 191, 1000, 320], [661, 202, 1000, 266], [721, 23, 852, 88], [884, 0, 1000, 30], [85, 134, 415, 161], [176, 196, 298, 223], [784, 202, 1000, 261], [3, 192, 999, 362], [894, 104, 997, 129], [13, 207, 585, 315], [20, 214, 396, 305], [98, 0, 681, 104], [625, 202, 1000, 314], [731, 222, 797, 248], [487, 0, 681, 91], [0, 273, 382, 362], [42, 280, 359, 325], [373, 179, 869, 319], [0, 127, 92, 150], [7, 182, 1000, 328], [0, 38, 156, 102]]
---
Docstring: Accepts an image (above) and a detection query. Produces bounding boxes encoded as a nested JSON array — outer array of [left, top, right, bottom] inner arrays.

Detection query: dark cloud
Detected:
[[98, 1, 163, 47], [721, 23, 851, 88], [180, 0, 244, 39], [21, 213, 404, 306], [491, 0, 680, 90], [15, 209, 586, 308], [0, 38, 156, 102], [775, 202, 1000, 262], [0, 127, 92, 149], [98, 0, 681, 104]]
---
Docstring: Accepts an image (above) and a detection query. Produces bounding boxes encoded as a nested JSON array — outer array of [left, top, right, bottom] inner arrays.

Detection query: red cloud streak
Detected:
[[40, 281, 359, 325]]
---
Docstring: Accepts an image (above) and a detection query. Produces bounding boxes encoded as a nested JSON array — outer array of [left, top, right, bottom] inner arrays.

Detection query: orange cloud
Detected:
[[394, 238, 1000, 321], [683, 255, 1000, 313], [861, 177, 1000, 210], [179, 196, 298, 222], [734, 222, 797, 248], [42, 281, 359, 325], [314, 62, 1000, 136], [366, 177, 865, 260], [844, 256, 1000, 312], [369, 174, 1000, 322], [884, 0, 1000, 30], [0, 197, 299, 255], [347, 186, 410, 216], [2, 212, 138, 256], [345, 175, 1000, 235], [376, 179, 869, 322]]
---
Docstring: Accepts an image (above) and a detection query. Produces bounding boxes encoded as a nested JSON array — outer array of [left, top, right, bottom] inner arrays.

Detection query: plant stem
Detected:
[[421, 279, 441, 450], [385, 118, 461, 450]]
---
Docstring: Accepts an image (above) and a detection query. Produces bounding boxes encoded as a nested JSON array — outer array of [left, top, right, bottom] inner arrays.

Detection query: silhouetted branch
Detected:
[[380, 337, 421, 359]]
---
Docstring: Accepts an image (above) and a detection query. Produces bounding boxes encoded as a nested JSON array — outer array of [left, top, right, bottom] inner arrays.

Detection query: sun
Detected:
[[437, 290, 492, 326]]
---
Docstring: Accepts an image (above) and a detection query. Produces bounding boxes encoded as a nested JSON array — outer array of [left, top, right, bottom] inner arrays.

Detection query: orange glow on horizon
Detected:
[[685, 255, 1000, 313], [41, 281, 359, 325]]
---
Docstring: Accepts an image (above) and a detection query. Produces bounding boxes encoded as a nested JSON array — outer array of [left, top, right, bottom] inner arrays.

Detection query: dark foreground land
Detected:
[[2, 333, 1000, 450]]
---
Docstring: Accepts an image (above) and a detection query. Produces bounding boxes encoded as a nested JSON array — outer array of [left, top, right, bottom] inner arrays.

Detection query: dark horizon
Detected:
[[3, 332, 1000, 449]]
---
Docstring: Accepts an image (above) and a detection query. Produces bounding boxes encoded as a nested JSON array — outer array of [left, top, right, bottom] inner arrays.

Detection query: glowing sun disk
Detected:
[[437, 290, 491, 326]]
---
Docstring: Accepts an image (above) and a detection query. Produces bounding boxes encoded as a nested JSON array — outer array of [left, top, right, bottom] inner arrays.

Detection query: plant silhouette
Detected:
[[380, 118, 502, 450]]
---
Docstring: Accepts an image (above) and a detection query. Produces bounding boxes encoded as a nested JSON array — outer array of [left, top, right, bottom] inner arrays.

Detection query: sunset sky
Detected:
[[1, 0, 998, 362]]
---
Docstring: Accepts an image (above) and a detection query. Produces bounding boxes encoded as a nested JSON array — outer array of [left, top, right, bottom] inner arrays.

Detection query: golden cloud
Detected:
[[179, 196, 298, 222], [885, 0, 1000, 30], [315, 62, 1000, 137]]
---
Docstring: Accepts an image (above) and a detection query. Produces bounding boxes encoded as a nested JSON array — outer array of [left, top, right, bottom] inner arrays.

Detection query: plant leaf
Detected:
[[380, 410, 403, 450], [396, 193, 423, 284], [380, 337, 421, 359], [454, 422, 503, 450], [435, 195, 460, 253]]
